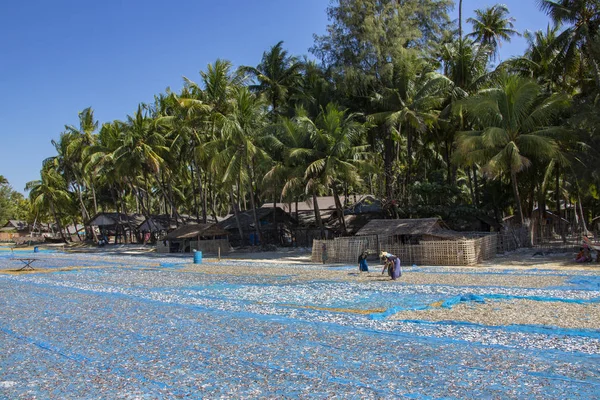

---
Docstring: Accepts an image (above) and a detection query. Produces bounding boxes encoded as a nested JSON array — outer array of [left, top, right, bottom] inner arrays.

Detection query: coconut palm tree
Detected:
[[25, 162, 72, 243], [184, 59, 247, 233], [455, 73, 570, 225], [112, 105, 169, 219], [210, 87, 270, 245], [537, 0, 600, 87], [467, 4, 521, 61], [263, 108, 319, 230], [301, 103, 369, 235], [369, 52, 452, 200], [239, 41, 303, 118], [502, 25, 570, 92]]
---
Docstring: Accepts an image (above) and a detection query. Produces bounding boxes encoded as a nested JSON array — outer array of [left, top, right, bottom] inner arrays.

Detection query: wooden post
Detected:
[[218, 247, 221, 261]]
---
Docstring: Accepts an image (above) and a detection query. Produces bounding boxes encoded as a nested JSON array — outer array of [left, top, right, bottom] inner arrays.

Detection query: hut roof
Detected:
[[165, 223, 229, 240], [2, 220, 29, 231], [261, 195, 372, 213], [138, 214, 198, 232], [88, 212, 145, 227], [218, 207, 296, 230], [356, 218, 445, 236], [326, 213, 380, 235]]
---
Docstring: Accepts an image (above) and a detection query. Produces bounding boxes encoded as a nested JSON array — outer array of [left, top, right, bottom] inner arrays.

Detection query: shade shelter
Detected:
[[313, 218, 497, 266], [159, 223, 230, 254]]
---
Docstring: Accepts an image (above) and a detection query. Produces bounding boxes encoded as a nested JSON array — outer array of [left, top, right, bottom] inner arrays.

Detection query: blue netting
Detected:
[[0, 252, 598, 398]]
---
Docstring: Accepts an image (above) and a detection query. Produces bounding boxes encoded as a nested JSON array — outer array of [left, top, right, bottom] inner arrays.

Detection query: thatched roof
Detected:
[[88, 213, 145, 227], [356, 218, 445, 236], [219, 207, 295, 230], [261, 195, 373, 213], [1, 220, 29, 231], [165, 223, 229, 240], [326, 214, 380, 235]]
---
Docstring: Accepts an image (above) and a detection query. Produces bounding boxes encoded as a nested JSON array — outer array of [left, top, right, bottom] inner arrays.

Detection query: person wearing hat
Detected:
[[380, 251, 402, 280]]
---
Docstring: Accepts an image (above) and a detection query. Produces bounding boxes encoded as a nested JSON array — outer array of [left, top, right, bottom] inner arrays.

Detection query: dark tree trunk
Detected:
[[556, 165, 565, 243], [247, 180, 263, 246], [473, 165, 480, 207], [466, 166, 475, 205], [510, 171, 525, 226], [230, 188, 245, 246], [312, 193, 325, 239], [332, 187, 347, 235], [190, 162, 200, 223], [384, 127, 394, 199], [50, 202, 68, 244]]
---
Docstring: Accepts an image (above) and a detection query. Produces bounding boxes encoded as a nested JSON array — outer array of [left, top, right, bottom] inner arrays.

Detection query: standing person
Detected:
[[358, 250, 369, 272]]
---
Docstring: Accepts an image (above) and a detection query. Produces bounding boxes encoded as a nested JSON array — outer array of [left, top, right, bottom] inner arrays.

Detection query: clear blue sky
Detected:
[[0, 0, 552, 194]]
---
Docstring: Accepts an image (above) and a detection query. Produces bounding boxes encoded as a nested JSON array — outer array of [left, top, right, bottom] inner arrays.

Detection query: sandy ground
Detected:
[[389, 299, 600, 330]]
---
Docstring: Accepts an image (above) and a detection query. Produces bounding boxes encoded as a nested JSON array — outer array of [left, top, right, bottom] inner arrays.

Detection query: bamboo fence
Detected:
[[312, 233, 497, 266]]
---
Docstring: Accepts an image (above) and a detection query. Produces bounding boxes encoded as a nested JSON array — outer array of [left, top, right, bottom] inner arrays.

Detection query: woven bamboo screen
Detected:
[[312, 234, 497, 266]]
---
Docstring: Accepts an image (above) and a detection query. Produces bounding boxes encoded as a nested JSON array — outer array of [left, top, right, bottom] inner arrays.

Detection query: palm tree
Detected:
[[211, 87, 270, 245], [239, 41, 303, 118], [455, 74, 570, 225], [502, 25, 570, 92], [64, 107, 100, 213], [301, 103, 369, 235], [25, 162, 72, 243], [369, 52, 452, 200], [263, 108, 319, 230], [112, 105, 169, 219], [537, 0, 600, 87], [467, 4, 521, 61]]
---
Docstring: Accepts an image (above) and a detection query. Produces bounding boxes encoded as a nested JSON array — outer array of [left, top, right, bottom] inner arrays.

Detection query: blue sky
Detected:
[[0, 0, 552, 194]]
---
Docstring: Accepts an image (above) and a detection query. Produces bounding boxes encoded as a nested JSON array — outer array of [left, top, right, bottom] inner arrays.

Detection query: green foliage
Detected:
[[26, 2, 600, 234], [0, 179, 30, 226]]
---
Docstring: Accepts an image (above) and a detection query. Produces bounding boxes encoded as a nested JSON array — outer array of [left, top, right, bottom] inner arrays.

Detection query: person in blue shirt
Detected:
[[358, 250, 369, 272]]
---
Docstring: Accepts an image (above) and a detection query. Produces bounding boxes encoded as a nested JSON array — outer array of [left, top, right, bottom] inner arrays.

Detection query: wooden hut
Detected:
[[356, 218, 458, 244], [88, 212, 145, 244], [0, 220, 31, 241], [218, 207, 296, 247], [312, 218, 496, 266], [159, 223, 230, 254]]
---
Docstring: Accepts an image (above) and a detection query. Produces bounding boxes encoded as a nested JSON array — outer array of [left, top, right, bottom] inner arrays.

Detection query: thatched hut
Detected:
[[313, 218, 496, 266], [88, 212, 145, 244], [159, 223, 230, 254], [218, 207, 296, 247], [356, 218, 460, 244]]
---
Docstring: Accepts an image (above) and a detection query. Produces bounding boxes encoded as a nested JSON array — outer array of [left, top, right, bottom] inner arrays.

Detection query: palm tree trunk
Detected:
[[72, 218, 83, 241], [466, 166, 475, 205], [332, 187, 347, 235], [247, 180, 263, 246], [91, 181, 98, 215], [473, 165, 480, 207], [510, 170, 525, 226], [312, 193, 325, 239], [556, 165, 565, 243], [538, 185, 546, 245], [383, 127, 394, 199], [190, 163, 200, 223], [203, 173, 209, 223], [230, 188, 245, 246], [50, 202, 68, 243]]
